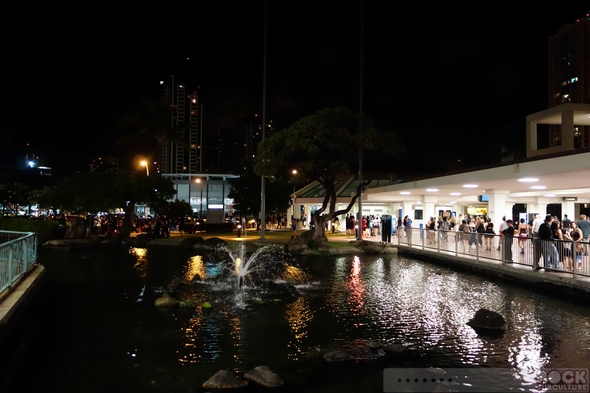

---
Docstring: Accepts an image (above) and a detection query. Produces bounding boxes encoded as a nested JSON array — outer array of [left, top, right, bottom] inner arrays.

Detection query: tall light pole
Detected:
[[356, 0, 364, 242], [195, 178, 203, 218], [291, 169, 297, 221], [259, 0, 268, 240], [141, 160, 149, 176]]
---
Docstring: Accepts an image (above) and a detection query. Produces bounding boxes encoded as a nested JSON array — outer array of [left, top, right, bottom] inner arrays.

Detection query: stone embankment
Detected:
[[42, 234, 398, 256]]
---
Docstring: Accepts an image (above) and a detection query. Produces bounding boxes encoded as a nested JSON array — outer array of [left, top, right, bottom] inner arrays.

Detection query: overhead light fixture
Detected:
[[400, 191, 411, 195], [462, 184, 478, 188], [425, 188, 438, 192], [450, 192, 461, 196], [518, 177, 539, 183], [544, 194, 556, 197], [530, 186, 546, 190]]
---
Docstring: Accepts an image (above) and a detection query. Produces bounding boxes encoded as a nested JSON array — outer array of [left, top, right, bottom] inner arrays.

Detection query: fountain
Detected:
[[214, 243, 304, 306]]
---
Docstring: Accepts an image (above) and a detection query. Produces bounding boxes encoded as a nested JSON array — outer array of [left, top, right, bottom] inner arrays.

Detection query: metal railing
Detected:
[[397, 227, 590, 278], [0, 230, 38, 294]]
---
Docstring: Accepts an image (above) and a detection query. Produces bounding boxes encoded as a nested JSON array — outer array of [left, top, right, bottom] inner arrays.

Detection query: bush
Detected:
[[0, 217, 59, 244]]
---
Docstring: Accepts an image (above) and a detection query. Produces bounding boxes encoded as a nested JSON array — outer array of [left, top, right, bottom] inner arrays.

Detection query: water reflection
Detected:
[[130, 247, 149, 278], [123, 251, 590, 390], [184, 255, 206, 282], [285, 297, 314, 361]]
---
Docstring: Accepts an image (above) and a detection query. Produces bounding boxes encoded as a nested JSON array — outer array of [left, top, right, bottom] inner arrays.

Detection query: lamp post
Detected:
[[140, 160, 149, 176], [195, 178, 203, 218], [291, 169, 298, 222]]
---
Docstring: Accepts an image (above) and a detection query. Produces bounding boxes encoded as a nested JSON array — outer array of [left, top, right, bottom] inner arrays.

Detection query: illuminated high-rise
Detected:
[[548, 15, 590, 148], [158, 75, 201, 174]]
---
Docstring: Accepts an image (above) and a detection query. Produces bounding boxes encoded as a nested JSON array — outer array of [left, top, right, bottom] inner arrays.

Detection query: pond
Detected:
[[0, 245, 589, 393]]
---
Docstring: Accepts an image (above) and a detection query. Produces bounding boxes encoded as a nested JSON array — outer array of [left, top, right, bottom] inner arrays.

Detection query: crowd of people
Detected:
[[398, 212, 590, 272]]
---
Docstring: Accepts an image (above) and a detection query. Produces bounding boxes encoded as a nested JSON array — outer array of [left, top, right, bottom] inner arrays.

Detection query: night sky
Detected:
[[1, 2, 589, 172]]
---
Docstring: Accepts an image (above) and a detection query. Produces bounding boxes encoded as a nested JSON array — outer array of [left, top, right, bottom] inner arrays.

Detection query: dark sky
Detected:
[[1, 2, 589, 172]]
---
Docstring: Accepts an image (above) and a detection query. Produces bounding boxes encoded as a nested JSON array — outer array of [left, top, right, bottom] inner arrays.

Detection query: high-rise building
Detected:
[[159, 75, 201, 174], [224, 115, 275, 173], [548, 14, 590, 148]]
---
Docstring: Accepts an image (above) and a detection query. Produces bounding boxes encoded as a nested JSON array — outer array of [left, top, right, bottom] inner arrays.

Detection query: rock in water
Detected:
[[244, 365, 284, 388], [383, 342, 404, 354], [154, 293, 180, 307], [467, 308, 506, 331], [202, 370, 248, 389]]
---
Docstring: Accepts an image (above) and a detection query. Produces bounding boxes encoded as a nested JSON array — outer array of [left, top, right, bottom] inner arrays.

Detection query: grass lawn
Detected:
[[181, 228, 360, 248]]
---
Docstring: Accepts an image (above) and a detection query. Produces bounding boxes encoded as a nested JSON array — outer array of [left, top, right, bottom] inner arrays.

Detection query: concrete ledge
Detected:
[[398, 247, 590, 301], [0, 265, 45, 329]]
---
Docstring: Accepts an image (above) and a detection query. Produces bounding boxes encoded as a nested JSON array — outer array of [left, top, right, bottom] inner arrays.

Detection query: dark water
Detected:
[[1, 245, 589, 393]]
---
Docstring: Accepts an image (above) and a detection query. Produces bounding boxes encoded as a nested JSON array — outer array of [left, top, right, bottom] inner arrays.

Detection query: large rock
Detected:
[[202, 370, 248, 389], [467, 308, 506, 332], [154, 293, 180, 307], [244, 365, 284, 388], [285, 236, 308, 255], [323, 339, 387, 362], [204, 237, 227, 248], [178, 236, 201, 249]]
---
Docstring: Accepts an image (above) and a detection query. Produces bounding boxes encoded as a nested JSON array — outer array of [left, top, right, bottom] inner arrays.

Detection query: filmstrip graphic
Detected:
[[383, 368, 589, 392]]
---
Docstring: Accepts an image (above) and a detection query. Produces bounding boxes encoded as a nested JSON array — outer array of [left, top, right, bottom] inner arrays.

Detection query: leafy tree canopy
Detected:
[[34, 170, 176, 216], [253, 106, 403, 244], [228, 166, 292, 218]]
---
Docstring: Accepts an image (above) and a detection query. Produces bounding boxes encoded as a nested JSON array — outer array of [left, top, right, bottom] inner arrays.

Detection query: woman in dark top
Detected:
[[552, 221, 571, 270]]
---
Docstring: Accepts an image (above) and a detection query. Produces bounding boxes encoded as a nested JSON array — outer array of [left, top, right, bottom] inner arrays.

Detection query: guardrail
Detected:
[[0, 230, 38, 294], [397, 227, 589, 278]]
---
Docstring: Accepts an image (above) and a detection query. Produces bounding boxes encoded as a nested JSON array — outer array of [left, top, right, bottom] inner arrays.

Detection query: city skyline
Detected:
[[1, 3, 589, 172]]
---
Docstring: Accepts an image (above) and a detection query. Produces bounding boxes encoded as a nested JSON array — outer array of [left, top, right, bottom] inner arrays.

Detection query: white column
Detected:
[[487, 190, 509, 229], [562, 110, 575, 150], [402, 202, 413, 221], [528, 199, 547, 217], [423, 196, 437, 221], [562, 200, 575, 220]]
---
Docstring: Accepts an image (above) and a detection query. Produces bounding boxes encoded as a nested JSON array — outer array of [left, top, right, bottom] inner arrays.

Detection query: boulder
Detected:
[[357, 240, 386, 254], [166, 277, 184, 291], [154, 293, 180, 307], [178, 236, 201, 249], [323, 349, 355, 362], [383, 342, 404, 354], [285, 236, 308, 255], [179, 299, 197, 308], [323, 340, 387, 362], [204, 237, 227, 248], [467, 308, 506, 332], [244, 366, 284, 388], [202, 370, 248, 389]]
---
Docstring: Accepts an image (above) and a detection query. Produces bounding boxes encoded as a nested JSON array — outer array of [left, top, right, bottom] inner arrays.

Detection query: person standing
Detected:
[[403, 215, 413, 246], [501, 219, 515, 263], [576, 214, 590, 255], [290, 218, 298, 240], [562, 214, 571, 234], [497, 216, 507, 251], [538, 214, 559, 270]]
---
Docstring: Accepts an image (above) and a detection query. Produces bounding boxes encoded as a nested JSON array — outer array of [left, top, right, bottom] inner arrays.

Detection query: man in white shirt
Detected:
[[497, 216, 508, 251], [531, 214, 544, 267]]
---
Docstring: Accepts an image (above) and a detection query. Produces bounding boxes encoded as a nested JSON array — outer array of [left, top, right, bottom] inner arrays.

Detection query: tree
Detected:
[[228, 166, 292, 219], [117, 99, 189, 168], [254, 106, 403, 245], [34, 170, 176, 236], [0, 182, 33, 215], [159, 199, 193, 219]]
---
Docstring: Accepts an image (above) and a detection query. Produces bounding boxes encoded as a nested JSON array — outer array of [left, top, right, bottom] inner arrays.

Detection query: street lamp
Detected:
[[291, 169, 298, 222], [140, 160, 149, 176], [195, 178, 203, 218]]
